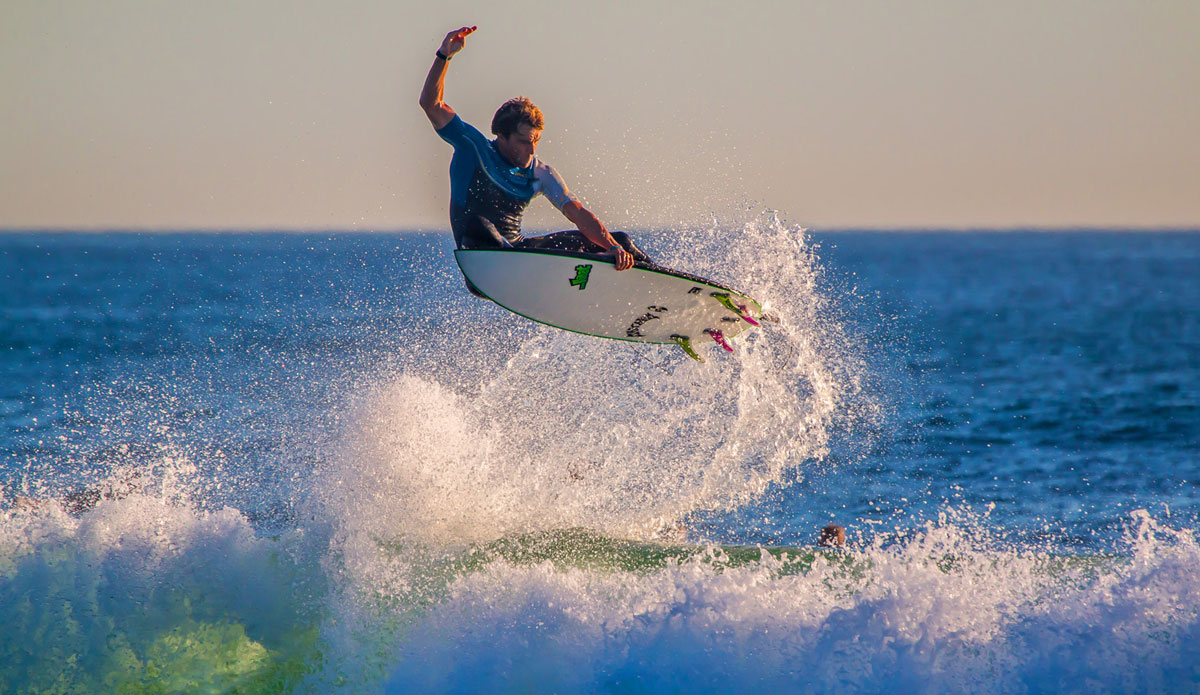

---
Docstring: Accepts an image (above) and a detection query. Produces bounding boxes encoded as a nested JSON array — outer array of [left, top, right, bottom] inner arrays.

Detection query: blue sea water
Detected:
[[1, 223, 1198, 693]]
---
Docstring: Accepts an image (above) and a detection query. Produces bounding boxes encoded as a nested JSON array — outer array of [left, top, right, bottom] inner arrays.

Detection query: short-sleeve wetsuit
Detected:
[[434, 113, 652, 285], [436, 114, 579, 248]]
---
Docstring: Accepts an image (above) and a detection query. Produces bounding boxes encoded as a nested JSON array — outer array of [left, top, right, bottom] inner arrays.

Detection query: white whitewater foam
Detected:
[[380, 512, 1200, 695]]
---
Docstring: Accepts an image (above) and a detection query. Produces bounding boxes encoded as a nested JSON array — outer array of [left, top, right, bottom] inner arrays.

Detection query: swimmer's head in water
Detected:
[[818, 523, 846, 547]]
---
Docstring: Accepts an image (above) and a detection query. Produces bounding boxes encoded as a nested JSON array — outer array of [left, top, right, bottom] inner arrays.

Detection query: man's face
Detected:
[[496, 124, 541, 169]]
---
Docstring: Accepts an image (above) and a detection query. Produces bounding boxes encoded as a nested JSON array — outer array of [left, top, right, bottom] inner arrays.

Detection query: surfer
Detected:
[[420, 25, 651, 295]]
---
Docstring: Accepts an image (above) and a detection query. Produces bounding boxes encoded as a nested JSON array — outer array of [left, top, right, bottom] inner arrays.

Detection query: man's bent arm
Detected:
[[419, 26, 476, 130], [562, 201, 634, 270]]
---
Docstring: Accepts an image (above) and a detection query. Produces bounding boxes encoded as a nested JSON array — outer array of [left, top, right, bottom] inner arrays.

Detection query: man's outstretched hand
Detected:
[[440, 26, 477, 58]]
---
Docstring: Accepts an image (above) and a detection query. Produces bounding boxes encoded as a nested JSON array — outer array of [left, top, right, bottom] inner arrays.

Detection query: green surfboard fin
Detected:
[[711, 292, 735, 311], [671, 335, 704, 362], [710, 292, 760, 326]]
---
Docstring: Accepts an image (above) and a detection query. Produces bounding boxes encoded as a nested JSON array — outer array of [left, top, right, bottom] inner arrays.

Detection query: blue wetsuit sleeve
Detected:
[[435, 114, 480, 149], [535, 162, 580, 211]]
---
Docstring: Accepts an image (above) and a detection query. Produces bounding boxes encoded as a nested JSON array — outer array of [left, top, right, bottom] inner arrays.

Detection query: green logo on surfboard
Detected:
[[570, 264, 593, 290]]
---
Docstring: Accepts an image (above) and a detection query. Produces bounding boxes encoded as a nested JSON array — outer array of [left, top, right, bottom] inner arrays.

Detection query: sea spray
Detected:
[[301, 214, 866, 688], [312, 214, 859, 555]]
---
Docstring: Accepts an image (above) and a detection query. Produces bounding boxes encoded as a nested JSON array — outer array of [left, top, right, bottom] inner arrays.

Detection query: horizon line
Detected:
[[2, 225, 1199, 236]]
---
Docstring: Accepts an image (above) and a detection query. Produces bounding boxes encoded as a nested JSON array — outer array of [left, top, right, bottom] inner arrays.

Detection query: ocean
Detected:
[[2, 221, 1198, 693]]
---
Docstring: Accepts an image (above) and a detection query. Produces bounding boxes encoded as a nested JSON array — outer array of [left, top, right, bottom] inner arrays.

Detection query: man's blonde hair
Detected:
[[491, 96, 544, 137]]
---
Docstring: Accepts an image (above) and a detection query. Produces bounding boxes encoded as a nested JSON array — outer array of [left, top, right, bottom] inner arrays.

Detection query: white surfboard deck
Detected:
[[454, 249, 763, 349]]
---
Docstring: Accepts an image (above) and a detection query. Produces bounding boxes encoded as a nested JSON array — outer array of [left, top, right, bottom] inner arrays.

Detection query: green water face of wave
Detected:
[[0, 538, 320, 695], [388, 525, 1118, 577], [1, 594, 318, 694]]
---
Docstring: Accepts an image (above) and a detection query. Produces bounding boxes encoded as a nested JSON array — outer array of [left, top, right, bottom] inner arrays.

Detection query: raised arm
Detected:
[[562, 201, 635, 271], [419, 26, 477, 130]]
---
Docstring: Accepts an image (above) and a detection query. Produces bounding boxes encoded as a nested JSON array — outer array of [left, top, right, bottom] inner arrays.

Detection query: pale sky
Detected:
[[2, 0, 1198, 230]]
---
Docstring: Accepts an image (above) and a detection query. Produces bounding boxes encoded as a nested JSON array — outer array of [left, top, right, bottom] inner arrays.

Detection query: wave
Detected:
[[5, 495, 1195, 694], [377, 513, 1199, 694], [1, 459, 1197, 695], [3, 218, 1195, 693]]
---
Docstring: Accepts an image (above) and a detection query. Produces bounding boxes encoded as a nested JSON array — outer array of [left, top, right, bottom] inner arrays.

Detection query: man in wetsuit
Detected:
[[419, 26, 650, 294]]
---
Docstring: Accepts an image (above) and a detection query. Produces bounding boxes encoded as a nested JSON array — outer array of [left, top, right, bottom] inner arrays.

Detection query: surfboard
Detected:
[[454, 248, 764, 361]]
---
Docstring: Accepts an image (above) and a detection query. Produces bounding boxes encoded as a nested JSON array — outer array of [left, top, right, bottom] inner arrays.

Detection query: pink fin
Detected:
[[737, 305, 760, 326], [704, 329, 734, 352]]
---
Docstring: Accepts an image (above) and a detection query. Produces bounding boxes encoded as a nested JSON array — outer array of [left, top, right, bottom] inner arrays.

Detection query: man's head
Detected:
[[492, 96, 544, 168]]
